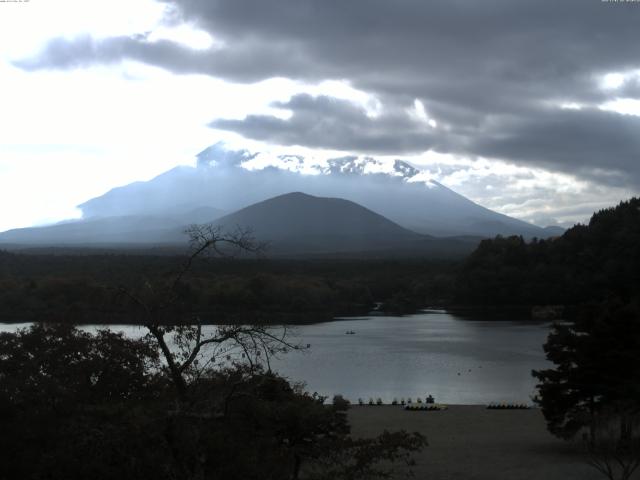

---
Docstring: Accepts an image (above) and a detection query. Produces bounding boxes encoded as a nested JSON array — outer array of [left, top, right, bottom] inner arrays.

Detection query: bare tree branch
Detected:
[[115, 223, 300, 400]]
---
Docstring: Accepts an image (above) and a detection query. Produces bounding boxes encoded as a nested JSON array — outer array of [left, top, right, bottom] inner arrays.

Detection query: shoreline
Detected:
[[0, 305, 558, 327]]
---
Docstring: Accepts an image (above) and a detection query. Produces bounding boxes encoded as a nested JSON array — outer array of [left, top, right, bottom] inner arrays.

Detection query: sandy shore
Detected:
[[348, 405, 607, 480]]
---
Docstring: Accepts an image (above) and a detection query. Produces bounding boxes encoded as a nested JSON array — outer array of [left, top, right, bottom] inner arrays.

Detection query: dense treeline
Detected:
[[3, 197, 639, 322], [451, 198, 640, 468], [0, 253, 457, 323], [454, 198, 640, 308], [533, 297, 640, 439]]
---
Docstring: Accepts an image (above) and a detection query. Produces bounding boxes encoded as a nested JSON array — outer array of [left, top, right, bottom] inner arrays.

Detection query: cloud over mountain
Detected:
[[7, 0, 639, 235], [15, 0, 640, 192], [211, 94, 439, 154], [74, 143, 552, 239]]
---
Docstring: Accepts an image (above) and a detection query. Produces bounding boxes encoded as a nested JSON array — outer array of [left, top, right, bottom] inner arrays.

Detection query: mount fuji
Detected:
[[77, 144, 552, 238], [0, 144, 560, 253]]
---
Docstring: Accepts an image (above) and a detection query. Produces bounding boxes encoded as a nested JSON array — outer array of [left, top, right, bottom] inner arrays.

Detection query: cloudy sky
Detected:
[[1, 0, 639, 232]]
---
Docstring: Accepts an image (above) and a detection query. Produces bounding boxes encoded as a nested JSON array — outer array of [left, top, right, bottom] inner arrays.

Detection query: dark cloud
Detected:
[[211, 94, 439, 153], [619, 77, 640, 99], [13, 34, 305, 81], [15, 0, 640, 187], [19, 1, 640, 105], [212, 96, 640, 186], [471, 108, 640, 186]]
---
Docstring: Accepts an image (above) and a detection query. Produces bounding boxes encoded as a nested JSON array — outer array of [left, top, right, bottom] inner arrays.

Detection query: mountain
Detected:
[[210, 192, 478, 257], [0, 191, 479, 258], [0, 144, 557, 251], [76, 144, 552, 239], [212, 192, 416, 253], [173, 206, 226, 225], [0, 206, 225, 246], [542, 225, 566, 237]]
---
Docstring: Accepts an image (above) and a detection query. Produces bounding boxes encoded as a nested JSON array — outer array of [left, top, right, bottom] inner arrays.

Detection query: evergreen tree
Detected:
[[533, 298, 640, 439]]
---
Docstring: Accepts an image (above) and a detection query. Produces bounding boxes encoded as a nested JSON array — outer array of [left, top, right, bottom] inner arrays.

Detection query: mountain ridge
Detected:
[[210, 191, 424, 254], [76, 144, 557, 239], [0, 191, 480, 258]]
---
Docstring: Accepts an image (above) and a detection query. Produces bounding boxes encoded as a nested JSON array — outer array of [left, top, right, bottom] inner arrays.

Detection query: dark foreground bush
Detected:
[[0, 324, 426, 480]]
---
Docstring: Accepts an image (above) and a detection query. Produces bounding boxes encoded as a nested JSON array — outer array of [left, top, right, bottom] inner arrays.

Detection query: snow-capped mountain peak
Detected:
[[73, 143, 551, 239], [198, 142, 431, 182]]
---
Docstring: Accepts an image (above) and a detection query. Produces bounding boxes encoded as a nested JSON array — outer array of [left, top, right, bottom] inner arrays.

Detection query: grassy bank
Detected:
[[348, 405, 600, 480]]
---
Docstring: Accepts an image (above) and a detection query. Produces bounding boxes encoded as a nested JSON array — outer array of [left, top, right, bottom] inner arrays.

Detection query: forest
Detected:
[[454, 198, 640, 311], [1, 198, 639, 324], [0, 252, 457, 324]]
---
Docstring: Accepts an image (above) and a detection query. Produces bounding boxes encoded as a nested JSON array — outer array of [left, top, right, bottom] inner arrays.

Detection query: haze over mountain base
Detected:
[[0, 144, 564, 257]]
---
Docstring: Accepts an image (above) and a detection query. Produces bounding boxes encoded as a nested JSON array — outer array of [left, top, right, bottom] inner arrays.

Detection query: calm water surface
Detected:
[[272, 311, 551, 404], [1, 311, 551, 404]]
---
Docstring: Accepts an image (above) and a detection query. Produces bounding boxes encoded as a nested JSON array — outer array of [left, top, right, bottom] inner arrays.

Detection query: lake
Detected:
[[0, 310, 552, 405]]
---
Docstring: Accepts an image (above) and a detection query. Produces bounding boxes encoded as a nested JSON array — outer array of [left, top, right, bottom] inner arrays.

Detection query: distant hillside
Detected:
[[0, 206, 225, 246], [76, 143, 556, 239], [212, 192, 419, 252], [454, 198, 640, 306], [210, 192, 478, 257], [0, 191, 478, 258]]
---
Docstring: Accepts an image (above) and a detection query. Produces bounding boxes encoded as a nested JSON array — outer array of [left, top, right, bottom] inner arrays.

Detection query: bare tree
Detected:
[[118, 224, 300, 399], [111, 224, 426, 480], [583, 404, 640, 480]]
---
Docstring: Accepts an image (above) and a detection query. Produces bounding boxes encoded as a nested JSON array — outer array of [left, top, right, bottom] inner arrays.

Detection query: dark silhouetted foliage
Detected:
[[455, 198, 640, 308], [0, 325, 426, 480], [0, 254, 457, 324], [0, 324, 165, 480], [533, 298, 640, 440], [583, 404, 640, 480]]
